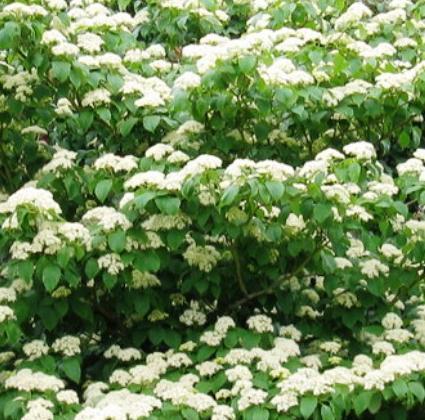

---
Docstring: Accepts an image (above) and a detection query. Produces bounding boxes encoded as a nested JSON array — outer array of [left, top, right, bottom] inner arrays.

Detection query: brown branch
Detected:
[[231, 242, 249, 297], [228, 244, 323, 311]]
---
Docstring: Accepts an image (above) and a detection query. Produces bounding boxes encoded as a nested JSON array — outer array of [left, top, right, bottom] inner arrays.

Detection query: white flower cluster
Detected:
[[5, 369, 65, 392], [0, 187, 62, 221], [52, 335, 81, 357]]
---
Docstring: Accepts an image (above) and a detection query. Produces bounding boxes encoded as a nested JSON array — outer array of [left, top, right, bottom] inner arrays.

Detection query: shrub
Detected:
[[2, 0, 425, 419]]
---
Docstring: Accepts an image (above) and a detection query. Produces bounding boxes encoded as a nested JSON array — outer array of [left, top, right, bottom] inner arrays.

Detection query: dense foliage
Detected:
[[2, 0, 425, 419]]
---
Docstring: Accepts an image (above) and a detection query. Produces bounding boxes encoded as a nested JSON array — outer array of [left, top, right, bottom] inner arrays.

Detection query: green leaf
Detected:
[[3, 398, 23, 419], [321, 405, 334, 420], [118, 0, 131, 10], [265, 181, 284, 200], [79, 110, 94, 131], [300, 396, 317, 418], [148, 326, 164, 345], [321, 251, 336, 274], [102, 272, 117, 289], [244, 407, 269, 420], [85, 258, 99, 279], [51, 61, 71, 82], [134, 191, 157, 208], [108, 230, 126, 253], [134, 294, 150, 317], [96, 107, 111, 124], [238, 55, 257, 73], [163, 330, 181, 349], [393, 378, 408, 398], [167, 230, 186, 250], [42, 264, 61, 292], [95, 179, 113, 203], [220, 184, 239, 207], [353, 391, 372, 416], [196, 345, 216, 362], [62, 357, 81, 383], [313, 203, 332, 223], [409, 382, 425, 402], [0, 22, 21, 49], [135, 251, 160, 272], [399, 130, 410, 148], [241, 330, 261, 349], [182, 408, 199, 420], [39, 307, 59, 330], [118, 117, 138, 136], [143, 115, 161, 132], [17, 260, 34, 282], [155, 197, 181, 215], [348, 162, 361, 182], [393, 201, 408, 217], [368, 392, 382, 414]]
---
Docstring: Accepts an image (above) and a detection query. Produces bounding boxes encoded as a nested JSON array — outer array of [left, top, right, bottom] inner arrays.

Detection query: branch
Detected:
[[228, 245, 322, 311], [231, 242, 249, 297]]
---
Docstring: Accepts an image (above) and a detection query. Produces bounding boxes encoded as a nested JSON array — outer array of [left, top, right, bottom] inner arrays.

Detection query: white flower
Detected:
[[238, 388, 267, 410], [52, 42, 80, 57], [360, 259, 389, 278], [124, 171, 165, 190], [98, 253, 125, 275], [5, 369, 64, 392], [77, 33, 104, 53], [379, 244, 402, 260], [285, 213, 306, 232], [0, 305, 16, 323], [372, 340, 395, 356], [41, 29, 67, 45], [196, 361, 222, 377], [174, 72, 201, 90], [52, 335, 81, 357], [81, 88, 111, 107], [0, 187, 61, 216], [0, 287, 16, 303], [23, 340, 49, 360], [247, 314, 273, 333], [397, 158, 424, 176], [343, 141, 376, 160], [57, 390, 79, 405], [94, 154, 138, 172], [145, 144, 174, 161], [82, 207, 132, 231], [183, 243, 221, 272]]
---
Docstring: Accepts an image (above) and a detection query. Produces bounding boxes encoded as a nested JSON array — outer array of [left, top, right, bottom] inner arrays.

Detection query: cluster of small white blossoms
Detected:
[[75, 389, 162, 420], [22, 398, 54, 420], [23, 340, 49, 360], [82, 206, 132, 231], [98, 253, 125, 275], [0, 305, 16, 323], [180, 300, 207, 327], [9, 220, 92, 261], [0, 187, 62, 227], [246, 314, 274, 333], [183, 241, 222, 272], [5, 369, 65, 392], [93, 153, 138, 173], [104, 345, 142, 362], [0, 68, 38, 102], [199, 316, 236, 347], [51, 335, 81, 357], [40, 148, 77, 174]]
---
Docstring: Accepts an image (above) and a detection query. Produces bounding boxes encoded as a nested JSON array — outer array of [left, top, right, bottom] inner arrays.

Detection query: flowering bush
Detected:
[[2, 0, 425, 419]]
